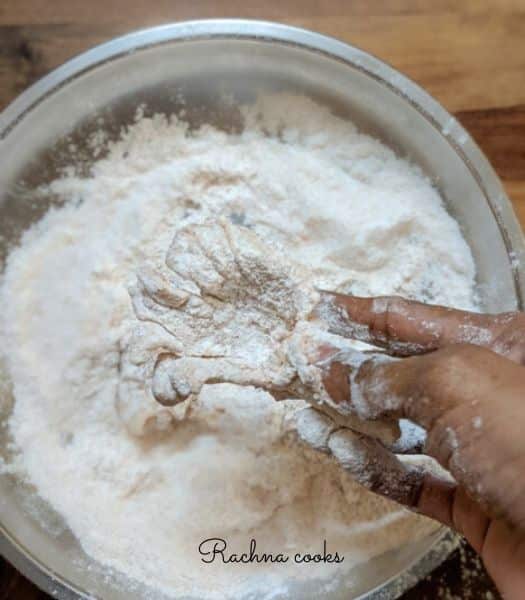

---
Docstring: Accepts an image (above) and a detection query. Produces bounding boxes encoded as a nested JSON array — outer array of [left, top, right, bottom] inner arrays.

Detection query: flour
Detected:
[[116, 216, 399, 443], [118, 217, 313, 436], [0, 94, 477, 599]]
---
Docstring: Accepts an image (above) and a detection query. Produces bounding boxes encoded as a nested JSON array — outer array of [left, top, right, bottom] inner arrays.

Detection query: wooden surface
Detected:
[[0, 1, 523, 598]]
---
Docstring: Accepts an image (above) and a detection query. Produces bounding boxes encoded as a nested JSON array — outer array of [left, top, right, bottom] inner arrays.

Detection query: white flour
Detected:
[[0, 95, 477, 599]]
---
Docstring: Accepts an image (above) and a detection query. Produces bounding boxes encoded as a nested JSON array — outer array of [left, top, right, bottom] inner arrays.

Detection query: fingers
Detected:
[[352, 344, 525, 431], [320, 344, 525, 527], [315, 292, 498, 357], [322, 343, 523, 431], [294, 408, 492, 547], [327, 428, 430, 507], [293, 407, 458, 523]]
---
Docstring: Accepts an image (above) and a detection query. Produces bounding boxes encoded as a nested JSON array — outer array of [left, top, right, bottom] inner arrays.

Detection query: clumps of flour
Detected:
[[118, 216, 400, 443], [0, 94, 477, 599], [118, 217, 315, 436]]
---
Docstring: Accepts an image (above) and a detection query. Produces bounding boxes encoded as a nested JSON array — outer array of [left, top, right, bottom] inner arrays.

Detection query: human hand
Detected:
[[300, 293, 525, 600]]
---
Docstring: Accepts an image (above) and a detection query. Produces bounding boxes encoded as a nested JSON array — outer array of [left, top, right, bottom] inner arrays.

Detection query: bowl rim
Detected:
[[0, 18, 521, 600], [1, 18, 523, 298]]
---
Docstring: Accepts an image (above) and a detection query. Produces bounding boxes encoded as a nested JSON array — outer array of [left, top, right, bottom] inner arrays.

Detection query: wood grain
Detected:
[[1, 1, 525, 112], [0, 2, 523, 599]]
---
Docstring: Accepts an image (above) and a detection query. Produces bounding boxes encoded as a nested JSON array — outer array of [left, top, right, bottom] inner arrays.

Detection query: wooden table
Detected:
[[1, 1, 523, 598]]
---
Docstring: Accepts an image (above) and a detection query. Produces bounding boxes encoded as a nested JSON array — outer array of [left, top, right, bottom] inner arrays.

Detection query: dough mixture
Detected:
[[0, 95, 477, 598]]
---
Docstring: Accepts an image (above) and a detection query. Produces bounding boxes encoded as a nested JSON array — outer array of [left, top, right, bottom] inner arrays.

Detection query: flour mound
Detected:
[[0, 94, 477, 599]]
